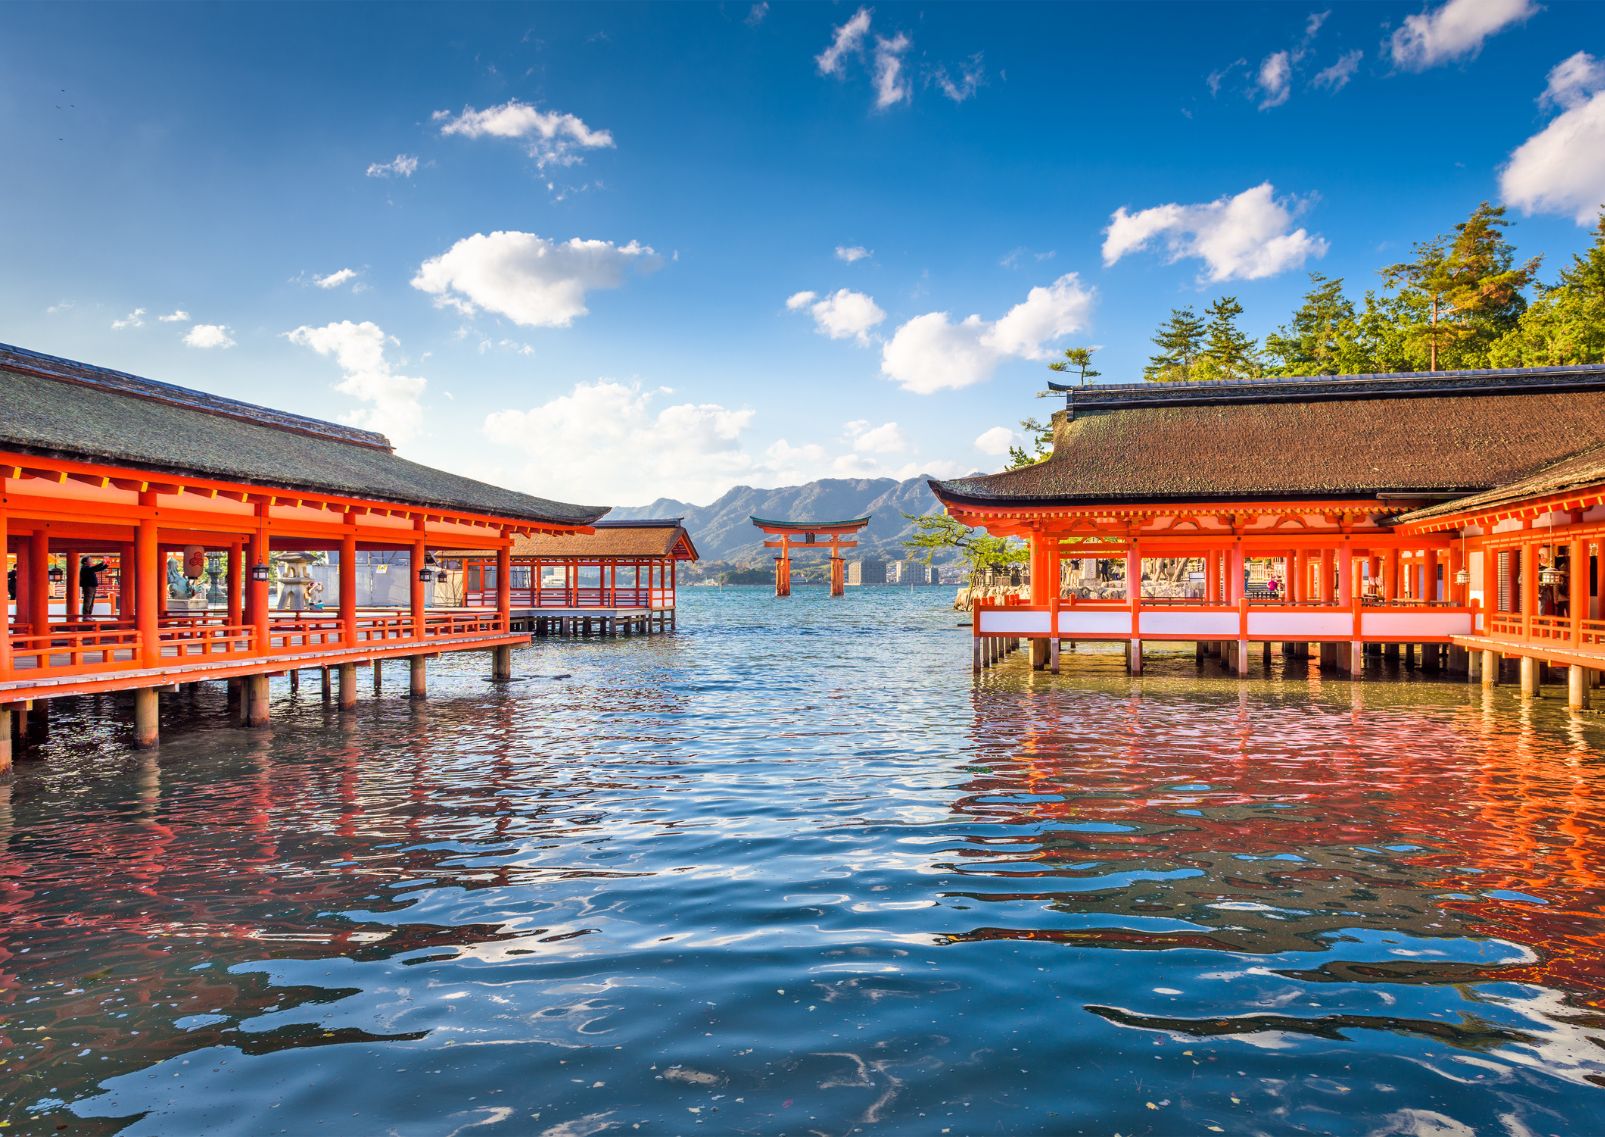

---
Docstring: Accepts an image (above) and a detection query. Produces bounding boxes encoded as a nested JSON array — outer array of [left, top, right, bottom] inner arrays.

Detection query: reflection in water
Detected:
[[0, 589, 1602, 1135]]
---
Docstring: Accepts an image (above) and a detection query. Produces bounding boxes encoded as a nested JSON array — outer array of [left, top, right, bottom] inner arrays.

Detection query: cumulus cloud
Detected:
[[973, 426, 1017, 456], [183, 324, 235, 350], [157, 309, 190, 323], [412, 231, 659, 328], [1313, 49, 1364, 91], [880, 272, 1095, 394], [1501, 60, 1605, 225], [365, 154, 418, 178], [435, 100, 614, 170], [845, 420, 908, 454], [873, 33, 912, 109], [1389, 0, 1536, 70], [1257, 51, 1293, 108], [746, 2, 769, 26], [1540, 50, 1605, 111], [787, 287, 886, 345], [313, 268, 359, 289], [285, 320, 425, 444], [835, 245, 872, 263], [112, 308, 145, 330], [1102, 182, 1328, 282], [817, 7, 871, 75]]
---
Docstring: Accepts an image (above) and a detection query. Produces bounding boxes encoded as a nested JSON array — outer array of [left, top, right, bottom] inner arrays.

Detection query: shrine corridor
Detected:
[[3, 587, 1604, 1136]]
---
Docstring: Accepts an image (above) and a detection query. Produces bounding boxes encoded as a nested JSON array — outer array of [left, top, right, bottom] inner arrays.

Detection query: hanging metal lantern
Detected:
[[1539, 564, 1563, 587], [47, 563, 65, 583], [250, 562, 271, 582], [1454, 567, 1470, 586]]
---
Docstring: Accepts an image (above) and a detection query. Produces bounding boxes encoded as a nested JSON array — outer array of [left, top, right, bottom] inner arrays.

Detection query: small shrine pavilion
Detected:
[[453, 518, 698, 635], [930, 365, 1605, 684], [0, 344, 606, 771]]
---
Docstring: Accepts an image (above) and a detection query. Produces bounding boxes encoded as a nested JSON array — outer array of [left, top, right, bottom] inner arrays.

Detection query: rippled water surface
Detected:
[[4, 587, 1605, 1135]]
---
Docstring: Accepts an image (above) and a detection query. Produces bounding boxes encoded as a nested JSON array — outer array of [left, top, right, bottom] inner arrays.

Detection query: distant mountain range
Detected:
[[606, 474, 971, 567]]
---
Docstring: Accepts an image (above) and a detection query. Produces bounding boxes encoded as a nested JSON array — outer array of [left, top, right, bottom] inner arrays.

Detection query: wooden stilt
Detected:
[[321, 667, 332, 701], [1519, 656, 1539, 698], [0, 707, 12, 777], [1128, 638, 1143, 675], [1569, 665, 1589, 710], [1482, 649, 1498, 686], [289, 669, 300, 694], [133, 687, 159, 748], [1049, 637, 1060, 674], [410, 655, 427, 699], [493, 644, 513, 681], [338, 663, 358, 710], [373, 660, 383, 694]]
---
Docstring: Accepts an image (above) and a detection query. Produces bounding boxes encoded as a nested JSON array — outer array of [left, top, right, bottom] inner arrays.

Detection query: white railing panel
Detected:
[[1140, 610, 1239, 637], [1247, 611, 1354, 639], [1057, 610, 1133, 636], [978, 609, 1052, 636], [1360, 610, 1474, 639]]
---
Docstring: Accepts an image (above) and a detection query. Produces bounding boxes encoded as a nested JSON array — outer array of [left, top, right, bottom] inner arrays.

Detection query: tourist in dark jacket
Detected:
[[79, 558, 109, 619]]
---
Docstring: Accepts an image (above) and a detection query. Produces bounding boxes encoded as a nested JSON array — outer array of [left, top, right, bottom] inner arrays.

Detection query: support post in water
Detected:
[[133, 688, 159, 749], [338, 663, 358, 710]]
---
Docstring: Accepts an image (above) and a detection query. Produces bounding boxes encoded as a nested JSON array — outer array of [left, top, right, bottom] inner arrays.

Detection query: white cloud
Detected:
[[435, 100, 614, 170], [746, 2, 768, 26], [157, 309, 190, 323], [1388, 0, 1536, 70], [788, 287, 886, 345], [313, 268, 359, 289], [111, 307, 146, 330], [873, 33, 912, 109], [974, 426, 1017, 456], [412, 231, 659, 328], [817, 7, 871, 75], [1540, 51, 1605, 111], [1313, 49, 1364, 91], [1501, 89, 1605, 225], [936, 55, 985, 102], [285, 321, 426, 444], [46, 301, 73, 315], [845, 420, 907, 454], [879, 273, 1095, 394], [1257, 51, 1292, 108], [1102, 182, 1328, 282], [183, 324, 235, 350], [365, 154, 419, 178], [835, 245, 872, 263]]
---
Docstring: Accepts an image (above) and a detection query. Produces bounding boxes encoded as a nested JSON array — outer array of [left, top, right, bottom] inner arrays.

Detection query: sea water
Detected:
[[3, 586, 1604, 1135]]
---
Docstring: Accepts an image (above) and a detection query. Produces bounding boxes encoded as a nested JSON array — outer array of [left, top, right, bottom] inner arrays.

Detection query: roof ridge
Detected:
[[0, 342, 393, 452], [1047, 364, 1605, 411]]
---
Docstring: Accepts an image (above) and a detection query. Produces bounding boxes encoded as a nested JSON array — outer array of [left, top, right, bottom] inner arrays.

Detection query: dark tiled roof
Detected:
[[936, 369, 1605, 506], [0, 344, 607, 526], [1394, 443, 1605, 524], [505, 520, 699, 560]]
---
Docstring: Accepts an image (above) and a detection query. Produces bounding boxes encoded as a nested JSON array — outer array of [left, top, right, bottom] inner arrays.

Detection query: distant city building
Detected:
[[888, 560, 937, 585], [847, 557, 886, 585]]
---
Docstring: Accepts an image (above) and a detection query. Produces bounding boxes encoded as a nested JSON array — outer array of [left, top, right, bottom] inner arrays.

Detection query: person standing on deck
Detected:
[[79, 557, 109, 619]]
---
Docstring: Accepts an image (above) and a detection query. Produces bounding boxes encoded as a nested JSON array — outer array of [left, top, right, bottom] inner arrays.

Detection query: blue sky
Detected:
[[3, 1, 1603, 507]]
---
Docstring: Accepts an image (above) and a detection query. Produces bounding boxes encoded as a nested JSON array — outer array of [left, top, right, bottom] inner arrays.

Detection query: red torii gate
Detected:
[[751, 516, 871, 598]]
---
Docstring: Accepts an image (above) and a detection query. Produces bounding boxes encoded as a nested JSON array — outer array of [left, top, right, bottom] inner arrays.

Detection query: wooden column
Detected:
[[65, 551, 81, 620], [1569, 538, 1586, 647], [248, 504, 271, 655], [338, 662, 358, 709], [496, 540, 512, 633], [410, 655, 427, 698], [0, 509, 10, 680], [246, 674, 271, 726], [1030, 531, 1057, 606], [1568, 664, 1590, 710], [340, 525, 358, 648], [136, 501, 160, 667], [1521, 542, 1538, 635], [410, 523, 427, 641], [226, 540, 244, 628], [133, 687, 159, 749], [28, 531, 50, 635], [118, 543, 136, 619]]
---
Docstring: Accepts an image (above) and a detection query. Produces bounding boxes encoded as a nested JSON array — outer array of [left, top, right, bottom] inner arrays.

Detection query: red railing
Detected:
[[160, 622, 253, 659], [10, 627, 142, 674], [425, 612, 504, 637], [464, 586, 672, 610]]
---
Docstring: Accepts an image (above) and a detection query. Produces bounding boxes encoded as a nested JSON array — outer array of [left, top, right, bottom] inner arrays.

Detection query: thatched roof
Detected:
[[0, 344, 607, 526], [1394, 442, 1605, 525], [934, 368, 1605, 507], [503, 519, 699, 560]]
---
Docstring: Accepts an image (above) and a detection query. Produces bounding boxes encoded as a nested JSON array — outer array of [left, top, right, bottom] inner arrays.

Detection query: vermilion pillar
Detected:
[[0, 508, 11, 678], [136, 510, 160, 666], [65, 550, 81, 620], [410, 539, 427, 639], [248, 507, 271, 654], [496, 541, 512, 631], [226, 540, 244, 628], [340, 527, 358, 648], [28, 531, 50, 634]]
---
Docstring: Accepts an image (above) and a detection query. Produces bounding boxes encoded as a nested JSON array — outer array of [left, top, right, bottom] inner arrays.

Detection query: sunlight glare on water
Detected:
[[2, 586, 1604, 1135]]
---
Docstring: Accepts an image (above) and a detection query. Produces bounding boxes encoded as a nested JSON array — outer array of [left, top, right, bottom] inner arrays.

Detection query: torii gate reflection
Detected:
[[750, 516, 871, 598]]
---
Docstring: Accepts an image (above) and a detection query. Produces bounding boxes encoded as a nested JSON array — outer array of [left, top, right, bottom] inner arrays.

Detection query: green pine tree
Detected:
[[1195, 296, 1259, 381], [1263, 273, 1367, 375], [1489, 209, 1605, 366], [1143, 306, 1205, 382]]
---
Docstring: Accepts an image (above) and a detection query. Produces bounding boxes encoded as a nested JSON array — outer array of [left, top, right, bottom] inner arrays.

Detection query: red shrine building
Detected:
[[930, 366, 1605, 703], [0, 344, 606, 768], [454, 518, 698, 635]]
